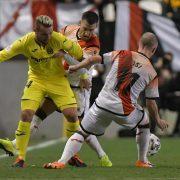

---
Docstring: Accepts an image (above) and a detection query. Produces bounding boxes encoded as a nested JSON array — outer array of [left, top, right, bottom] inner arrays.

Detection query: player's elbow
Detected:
[[89, 55, 102, 65], [146, 99, 156, 109], [95, 55, 102, 63]]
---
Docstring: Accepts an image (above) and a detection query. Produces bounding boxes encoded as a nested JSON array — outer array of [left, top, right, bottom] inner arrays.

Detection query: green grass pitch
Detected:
[[0, 138, 179, 179]]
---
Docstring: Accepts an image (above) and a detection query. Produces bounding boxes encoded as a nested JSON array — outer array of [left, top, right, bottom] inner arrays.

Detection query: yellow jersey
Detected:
[[0, 31, 83, 83]]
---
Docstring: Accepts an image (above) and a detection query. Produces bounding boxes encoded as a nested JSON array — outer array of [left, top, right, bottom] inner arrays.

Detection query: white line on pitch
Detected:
[[0, 138, 66, 159]]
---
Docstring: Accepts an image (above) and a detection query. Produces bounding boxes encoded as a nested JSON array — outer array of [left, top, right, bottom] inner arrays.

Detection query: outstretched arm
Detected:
[[0, 36, 26, 63], [146, 99, 168, 131], [68, 55, 102, 73]]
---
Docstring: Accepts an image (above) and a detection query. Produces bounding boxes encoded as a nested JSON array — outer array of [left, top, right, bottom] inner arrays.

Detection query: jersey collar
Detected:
[[137, 52, 150, 61]]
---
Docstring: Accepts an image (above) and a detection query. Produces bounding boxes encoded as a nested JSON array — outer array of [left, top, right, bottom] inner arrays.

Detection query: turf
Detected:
[[0, 138, 179, 179]]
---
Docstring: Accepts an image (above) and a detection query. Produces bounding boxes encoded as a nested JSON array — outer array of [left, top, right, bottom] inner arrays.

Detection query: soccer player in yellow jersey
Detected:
[[0, 12, 112, 168], [0, 15, 84, 167]]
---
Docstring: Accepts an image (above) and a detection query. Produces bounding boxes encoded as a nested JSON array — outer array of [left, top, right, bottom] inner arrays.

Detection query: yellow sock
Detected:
[[15, 121, 31, 160], [65, 119, 80, 138]]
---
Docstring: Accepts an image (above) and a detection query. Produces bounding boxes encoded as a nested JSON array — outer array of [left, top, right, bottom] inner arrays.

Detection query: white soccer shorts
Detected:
[[80, 102, 149, 136]]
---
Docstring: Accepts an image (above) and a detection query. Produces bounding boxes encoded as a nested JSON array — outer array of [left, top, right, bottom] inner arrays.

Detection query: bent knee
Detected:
[[21, 110, 34, 122], [62, 107, 78, 122], [65, 114, 78, 122]]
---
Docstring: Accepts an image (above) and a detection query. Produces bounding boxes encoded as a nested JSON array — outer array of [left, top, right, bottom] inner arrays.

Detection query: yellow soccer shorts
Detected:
[[21, 79, 77, 111]]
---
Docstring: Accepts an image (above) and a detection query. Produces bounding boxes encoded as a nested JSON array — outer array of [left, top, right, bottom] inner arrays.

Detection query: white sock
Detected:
[[30, 115, 42, 133], [58, 133, 85, 164], [136, 128, 150, 162], [86, 135, 106, 158]]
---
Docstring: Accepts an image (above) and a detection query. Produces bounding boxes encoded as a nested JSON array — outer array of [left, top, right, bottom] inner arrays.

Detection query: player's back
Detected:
[[96, 50, 158, 115]]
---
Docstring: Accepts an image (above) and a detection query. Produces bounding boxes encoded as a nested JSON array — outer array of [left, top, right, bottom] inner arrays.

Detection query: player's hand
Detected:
[[68, 65, 79, 73], [53, 50, 66, 58], [79, 78, 91, 91], [156, 119, 169, 131]]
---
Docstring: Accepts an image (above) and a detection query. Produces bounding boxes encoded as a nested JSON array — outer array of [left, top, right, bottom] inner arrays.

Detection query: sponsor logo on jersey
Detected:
[[46, 47, 53, 54], [31, 56, 50, 63]]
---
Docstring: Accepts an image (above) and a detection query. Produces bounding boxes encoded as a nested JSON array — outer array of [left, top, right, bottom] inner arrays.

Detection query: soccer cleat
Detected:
[[0, 138, 15, 156], [43, 162, 65, 169], [68, 154, 87, 167], [100, 155, 112, 167], [135, 160, 153, 168], [12, 157, 25, 168]]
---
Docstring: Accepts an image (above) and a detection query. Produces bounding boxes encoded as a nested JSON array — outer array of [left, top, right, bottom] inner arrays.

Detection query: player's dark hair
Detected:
[[82, 11, 99, 25]]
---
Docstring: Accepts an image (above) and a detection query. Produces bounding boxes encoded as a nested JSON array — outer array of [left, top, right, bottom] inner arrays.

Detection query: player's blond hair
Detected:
[[140, 32, 158, 50], [35, 15, 53, 27]]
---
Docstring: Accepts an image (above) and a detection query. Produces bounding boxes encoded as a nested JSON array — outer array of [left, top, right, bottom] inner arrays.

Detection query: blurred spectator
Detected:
[[156, 52, 180, 136], [154, 52, 173, 73], [162, 0, 180, 31], [32, 0, 58, 31], [88, 0, 116, 54], [162, 0, 180, 17], [56, 0, 80, 2]]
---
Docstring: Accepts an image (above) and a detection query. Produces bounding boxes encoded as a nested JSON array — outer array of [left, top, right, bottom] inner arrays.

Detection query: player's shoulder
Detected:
[[132, 51, 157, 76], [62, 24, 79, 35], [110, 50, 131, 60], [103, 50, 129, 62], [18, 32, 35, 44], [119, 50, 131, 57], [51, 31, 65, 41]]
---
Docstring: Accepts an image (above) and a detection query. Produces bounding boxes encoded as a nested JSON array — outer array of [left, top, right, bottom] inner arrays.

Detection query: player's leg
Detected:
[[13, 81, 44, 167], [61, 106, 87, 167], [71, 89, 112, 166], [85, 135, 112, 167], [81, 90, 112, 166], [30, 97, 58, 132], [63, 88, 81, 138], [49, 85, 87, 167], [0, 97, 57, 155], [43, 103, 111, 169], [44, 129, 88, 169], [134, 111, 152, 168], [13, 99, 39, 167]]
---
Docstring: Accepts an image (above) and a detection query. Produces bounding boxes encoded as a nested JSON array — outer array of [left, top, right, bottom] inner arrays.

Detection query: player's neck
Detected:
[[138, 50, 151, 59], [35, 38, 47, 48]]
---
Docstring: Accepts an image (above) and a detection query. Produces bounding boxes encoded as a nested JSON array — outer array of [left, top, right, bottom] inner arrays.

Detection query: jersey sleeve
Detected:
[[103, 51, 119, 65], [0, 35, 26, 63], [145, 76, 159, 99], [60, 33, 83, 61]]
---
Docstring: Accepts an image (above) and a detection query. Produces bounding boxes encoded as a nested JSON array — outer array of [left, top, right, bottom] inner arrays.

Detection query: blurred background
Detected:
[[0, 0, 180, 139]]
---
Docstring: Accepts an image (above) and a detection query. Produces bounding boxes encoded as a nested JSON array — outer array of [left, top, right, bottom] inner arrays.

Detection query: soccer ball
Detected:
[[147, 133, 161, 156]]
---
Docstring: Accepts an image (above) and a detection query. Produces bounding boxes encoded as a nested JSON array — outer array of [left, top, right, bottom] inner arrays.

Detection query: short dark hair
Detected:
[[82, 11, 99, 25]]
